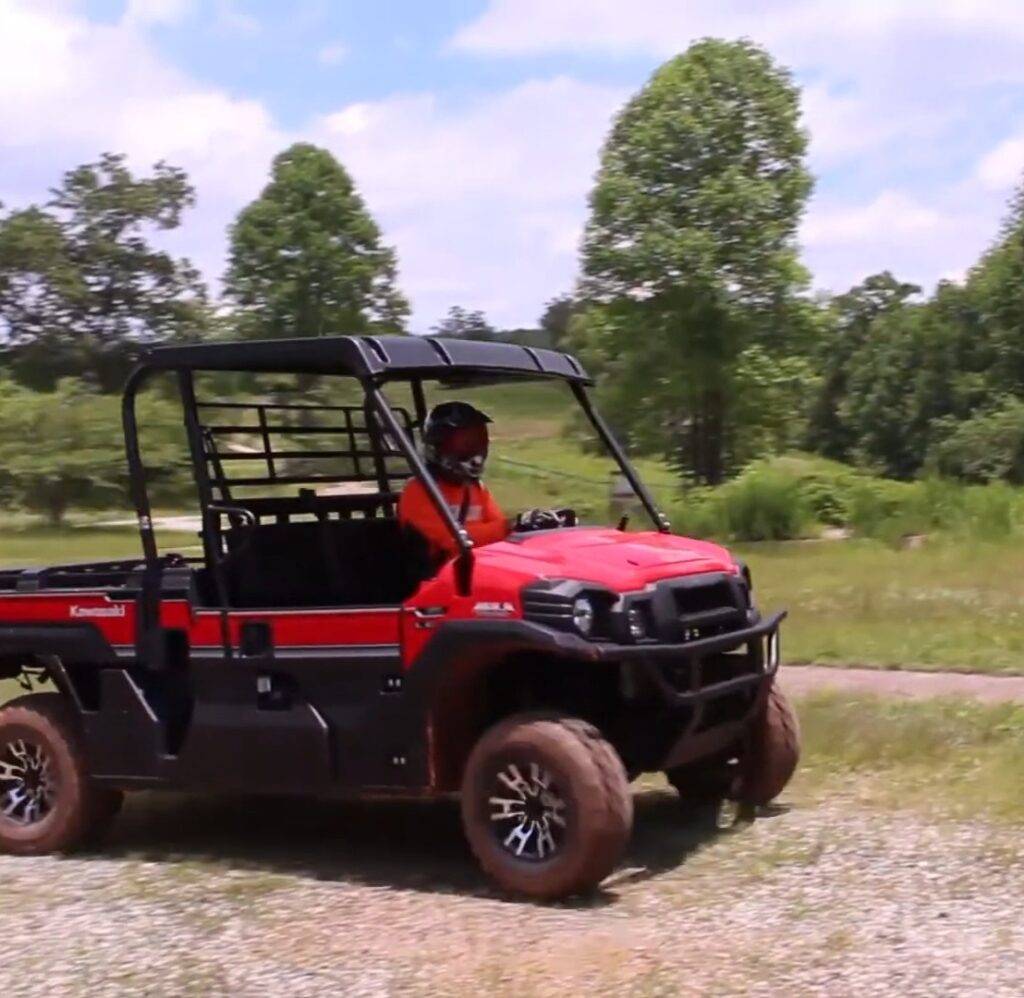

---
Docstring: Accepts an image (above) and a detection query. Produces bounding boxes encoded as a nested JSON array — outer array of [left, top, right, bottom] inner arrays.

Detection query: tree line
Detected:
[[3, 36, 1024, 526]]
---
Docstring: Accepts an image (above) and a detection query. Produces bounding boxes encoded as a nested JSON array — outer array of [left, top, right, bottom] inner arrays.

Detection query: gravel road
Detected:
[[782, 664, 1024, 702], [1, 788, 1021, 998]]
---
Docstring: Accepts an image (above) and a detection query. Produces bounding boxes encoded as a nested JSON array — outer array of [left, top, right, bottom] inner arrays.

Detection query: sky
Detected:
[[3, 0, 1024, 334]]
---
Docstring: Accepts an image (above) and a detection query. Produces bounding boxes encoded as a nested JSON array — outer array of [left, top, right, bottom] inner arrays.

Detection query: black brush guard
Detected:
[[593, 610, 787, 771]]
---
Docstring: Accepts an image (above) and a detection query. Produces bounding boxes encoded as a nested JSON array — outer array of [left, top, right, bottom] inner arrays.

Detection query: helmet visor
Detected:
[[443, 425, 489, 460]]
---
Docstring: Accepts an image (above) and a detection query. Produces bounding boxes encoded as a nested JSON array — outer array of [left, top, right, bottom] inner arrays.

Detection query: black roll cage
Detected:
[[121, 336, 670, 618]]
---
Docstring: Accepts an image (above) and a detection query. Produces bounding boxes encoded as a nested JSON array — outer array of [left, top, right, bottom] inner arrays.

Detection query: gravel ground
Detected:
[[1, 787, 1022, 998], [783, 665, 1024, 702]]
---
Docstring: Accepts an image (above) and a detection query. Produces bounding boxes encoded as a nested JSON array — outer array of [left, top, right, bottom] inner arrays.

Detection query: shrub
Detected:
[[717, 465, 810, 541]]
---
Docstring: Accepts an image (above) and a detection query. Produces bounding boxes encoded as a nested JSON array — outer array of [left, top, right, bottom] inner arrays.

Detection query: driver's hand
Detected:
[[554, 507, 578, 527], [515, 508, 564, 531]]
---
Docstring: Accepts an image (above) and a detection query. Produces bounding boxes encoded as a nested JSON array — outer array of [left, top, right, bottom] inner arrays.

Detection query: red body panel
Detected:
[[0, 595, 398, 650], [0, 594, 138, 646], [0, 528, 737, 658]]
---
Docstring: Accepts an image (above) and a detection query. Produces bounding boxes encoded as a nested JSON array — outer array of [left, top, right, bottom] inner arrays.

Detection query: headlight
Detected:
[[627, 606, 648, 641], [572, 597, 595, 636]]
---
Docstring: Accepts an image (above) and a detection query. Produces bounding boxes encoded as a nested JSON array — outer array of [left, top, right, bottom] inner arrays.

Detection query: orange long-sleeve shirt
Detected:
[[398, 476, 509, 559]]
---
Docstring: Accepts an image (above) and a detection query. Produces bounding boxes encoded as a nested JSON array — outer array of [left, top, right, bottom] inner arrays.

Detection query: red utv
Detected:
[[0, 335, 798, 899]]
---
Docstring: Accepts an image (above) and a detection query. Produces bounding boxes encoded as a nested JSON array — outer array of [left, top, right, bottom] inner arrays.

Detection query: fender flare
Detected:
[[402, 620, 600, 790], [0, 623, 120, 711]]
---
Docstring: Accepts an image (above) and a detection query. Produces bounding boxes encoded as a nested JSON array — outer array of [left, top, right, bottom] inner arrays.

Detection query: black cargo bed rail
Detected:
[[0, 555, 187, 594]]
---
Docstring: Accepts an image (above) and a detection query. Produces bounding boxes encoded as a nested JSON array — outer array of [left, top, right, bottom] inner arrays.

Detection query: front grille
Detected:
[[661, 575, 747, 642], [521, 591, 575, 628]]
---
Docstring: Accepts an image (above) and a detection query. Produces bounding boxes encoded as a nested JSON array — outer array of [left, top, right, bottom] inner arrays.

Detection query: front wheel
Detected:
[[735, 680, 801, 806], [0, 693, 123, 855], [460, 714, 633, 900]]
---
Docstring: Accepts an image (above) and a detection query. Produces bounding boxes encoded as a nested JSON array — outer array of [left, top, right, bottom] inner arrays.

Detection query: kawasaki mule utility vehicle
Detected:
[[0, 336, 798, 900]]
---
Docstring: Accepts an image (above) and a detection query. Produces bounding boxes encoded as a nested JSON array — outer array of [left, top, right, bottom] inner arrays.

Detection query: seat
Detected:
[[222, 516, 434, 609]]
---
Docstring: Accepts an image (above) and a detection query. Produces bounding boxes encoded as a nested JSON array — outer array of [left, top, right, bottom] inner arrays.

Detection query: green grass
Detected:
[[742, 536, 1024, 673], [0, 527, 200, 569], [795, 691, 1024, 822]]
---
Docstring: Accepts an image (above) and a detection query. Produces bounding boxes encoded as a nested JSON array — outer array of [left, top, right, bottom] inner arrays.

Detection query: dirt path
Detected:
[[1, 791, 1021, 998], [782, 664, 1024, 703]]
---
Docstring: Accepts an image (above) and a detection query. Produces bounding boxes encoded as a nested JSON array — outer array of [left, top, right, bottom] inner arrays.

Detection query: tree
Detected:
[[805, 272, 921, 463], [572, 39, 814, 484], [0, 377, 190, 526], [224, 143, 408, 341], [538, 295, 576, 349], [430, 305, 497, 341], [928, 397, 1024, 484], [0, 154, 208, 391], [967, 181, 1024, 396]]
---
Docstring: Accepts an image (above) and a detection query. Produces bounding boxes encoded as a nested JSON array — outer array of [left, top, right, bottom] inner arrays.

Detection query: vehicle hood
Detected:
[[474, 527, 738, 591]]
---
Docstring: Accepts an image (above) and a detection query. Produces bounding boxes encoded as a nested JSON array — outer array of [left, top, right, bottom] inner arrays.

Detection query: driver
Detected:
[[398, 401, 566, 561]]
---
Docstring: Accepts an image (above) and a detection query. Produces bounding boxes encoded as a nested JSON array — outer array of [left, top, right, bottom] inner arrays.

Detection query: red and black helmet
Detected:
[[422, 401, 492, 483]]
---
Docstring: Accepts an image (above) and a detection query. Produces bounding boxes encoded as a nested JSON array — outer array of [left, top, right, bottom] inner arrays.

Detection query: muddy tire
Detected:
[[0, 693, 123, 855], [736, 680, 800, 806], [461, 713, 633, 900]]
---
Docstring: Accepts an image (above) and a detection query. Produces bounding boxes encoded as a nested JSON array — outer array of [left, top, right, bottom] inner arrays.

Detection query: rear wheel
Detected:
[[461, 714, 633, 900], [0, 693, 123, 855], [736, 681, 800, 806]]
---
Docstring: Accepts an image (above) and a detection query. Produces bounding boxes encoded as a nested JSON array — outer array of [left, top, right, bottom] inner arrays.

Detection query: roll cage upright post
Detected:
[[570, 382, 671, 534], [365, 378, 477, 595]]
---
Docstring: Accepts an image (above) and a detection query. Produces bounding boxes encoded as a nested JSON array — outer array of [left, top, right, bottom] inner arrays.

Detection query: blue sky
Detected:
[[4, 0, 1024, 333]]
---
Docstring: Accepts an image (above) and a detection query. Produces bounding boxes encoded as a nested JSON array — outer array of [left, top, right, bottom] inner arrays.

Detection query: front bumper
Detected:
[[593, 610, 787, 773], [595, 609, 785, 705]]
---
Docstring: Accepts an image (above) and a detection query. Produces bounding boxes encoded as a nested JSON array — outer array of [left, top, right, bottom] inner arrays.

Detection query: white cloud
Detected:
[[451, 0, 1024, 177], [214, 0, 260, 35], [452, 0, 1024, 66], [976, 135, 1024, 192], [315, 78, 626, 328], [318, 41, 349, 66], [802, 192, 943, 247], [123, 0, 193, 26], [3, 0, 1021, 336], [800, 188, 1001, 295], [0, 0, 623, 330], [0, 0, 283, 286]]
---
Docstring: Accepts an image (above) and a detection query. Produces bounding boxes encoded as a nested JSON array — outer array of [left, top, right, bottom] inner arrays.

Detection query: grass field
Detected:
[[742, 537, 1024, 673], [790, 691, 1024, 822], [0, 527, 200, 568]]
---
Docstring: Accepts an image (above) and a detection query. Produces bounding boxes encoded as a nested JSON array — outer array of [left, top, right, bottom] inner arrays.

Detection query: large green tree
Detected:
[[430, 305, 497, 340], [0, 154, 208, 391], [805, 272, 921, 463], [572, 39, 814, 484], [967, 182, 1024, 396], [538, 294, 576, 350], [0, 377, 190, 526], [224, 143, 408, 341]]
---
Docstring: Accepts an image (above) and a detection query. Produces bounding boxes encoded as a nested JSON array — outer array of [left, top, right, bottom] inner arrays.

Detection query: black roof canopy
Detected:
[[141, 335, 592, 386]]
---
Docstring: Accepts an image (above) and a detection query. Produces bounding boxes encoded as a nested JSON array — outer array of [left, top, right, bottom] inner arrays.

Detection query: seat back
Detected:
[[222, 516, 434, 609]]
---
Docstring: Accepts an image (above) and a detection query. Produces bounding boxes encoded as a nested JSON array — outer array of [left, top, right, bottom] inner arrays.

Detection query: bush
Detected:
[[665, 488, 724, 539], [845, 477, 919, 543], [717, 465, 810, 541]]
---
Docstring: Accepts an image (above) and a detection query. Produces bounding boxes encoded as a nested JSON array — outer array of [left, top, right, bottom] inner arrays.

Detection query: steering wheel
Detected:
[[516, 507, 578, 532]]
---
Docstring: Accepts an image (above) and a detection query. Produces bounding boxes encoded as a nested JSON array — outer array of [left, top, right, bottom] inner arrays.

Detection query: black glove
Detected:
[[515, 508, 564, 531], [554, 507, 578, 527]]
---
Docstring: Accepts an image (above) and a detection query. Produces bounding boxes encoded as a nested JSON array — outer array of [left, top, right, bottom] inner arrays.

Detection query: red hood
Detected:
[[472, 527, 738, 592]]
